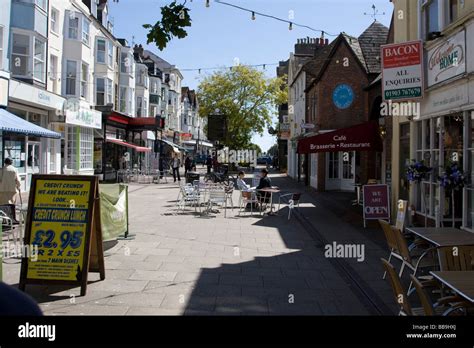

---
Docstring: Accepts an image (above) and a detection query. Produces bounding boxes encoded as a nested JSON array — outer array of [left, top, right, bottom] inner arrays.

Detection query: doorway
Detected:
[[326, 151, 355, 191], [26, 141, 41, 190]]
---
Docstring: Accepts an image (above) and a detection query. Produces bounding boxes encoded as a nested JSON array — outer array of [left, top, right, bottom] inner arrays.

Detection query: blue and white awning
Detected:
[[0, 108, 61, 139]]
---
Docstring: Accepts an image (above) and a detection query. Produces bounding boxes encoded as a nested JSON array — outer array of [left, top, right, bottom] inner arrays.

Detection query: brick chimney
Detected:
[[294, 37, 328, 55]]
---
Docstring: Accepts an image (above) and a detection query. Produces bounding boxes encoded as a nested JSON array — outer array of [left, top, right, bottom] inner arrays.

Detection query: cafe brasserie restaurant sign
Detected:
[[427, 30, 466, 87]]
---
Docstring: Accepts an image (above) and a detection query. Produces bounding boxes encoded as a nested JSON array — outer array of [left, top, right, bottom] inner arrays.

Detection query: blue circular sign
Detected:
[[332, 84, 354, 109]]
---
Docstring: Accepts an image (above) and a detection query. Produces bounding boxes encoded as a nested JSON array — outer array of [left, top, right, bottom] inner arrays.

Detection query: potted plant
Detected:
[[438, 162, 468, 227], [406, 160, 432, 226]]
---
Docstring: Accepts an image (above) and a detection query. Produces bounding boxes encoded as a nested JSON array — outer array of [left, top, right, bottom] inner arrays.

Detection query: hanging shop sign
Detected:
[[362, 184, 390, 228], [65, 102, 102, 129], [381, 40, 423, 101], [19, 175, 105, 296], [427, 30, 466, 87]]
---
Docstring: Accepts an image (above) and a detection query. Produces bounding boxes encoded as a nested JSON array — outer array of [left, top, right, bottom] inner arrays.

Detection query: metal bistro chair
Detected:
[[278, 192, 301, 220], [0, 204, 20, 246], [256, 190, 272, 216], [239, 191, 258, 216], [176, 184, 200, 213], [207, 185, 228, 217]]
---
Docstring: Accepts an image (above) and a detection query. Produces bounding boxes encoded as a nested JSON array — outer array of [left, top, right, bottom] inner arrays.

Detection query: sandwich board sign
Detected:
[[395, 199, 408, 232], [19, 175, 105, 296], [381, 40, 423, 102], [362, 184, 390, 228]]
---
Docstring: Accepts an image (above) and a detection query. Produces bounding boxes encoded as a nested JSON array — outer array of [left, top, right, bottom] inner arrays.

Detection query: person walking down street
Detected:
[[172, 153, 181, 182], [206, 154, 212, 174], [0, 158, 21, 205], [184, 156, 192, 176]]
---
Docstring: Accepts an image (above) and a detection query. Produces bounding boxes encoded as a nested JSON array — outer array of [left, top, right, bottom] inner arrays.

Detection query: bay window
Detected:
[[81, 63, 88, 99], [108, 41, 114, 67], [66, 60, 77, 96], [120, 52, 129, 73], [82, 17, 90, 45], [96, 38, 106, 63], [66, 126, 93, 171], [119, 86, 127, 113], [107, 78, 113, 104], [0, 27, 3, 70], [68, 14, 79, 40], [96, 78, 105, 105], [137, 96, 143, 117], [143, 98, 148, 117], [33, 37, 45, 82], [11, 33, 29, 76]]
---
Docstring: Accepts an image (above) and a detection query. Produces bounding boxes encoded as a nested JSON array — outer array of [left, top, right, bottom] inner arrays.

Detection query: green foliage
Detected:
[[246, 143, 262, 155], [197, 65, 288, 149], [267, 143, 278, 157], [143, 1, 191, 51]]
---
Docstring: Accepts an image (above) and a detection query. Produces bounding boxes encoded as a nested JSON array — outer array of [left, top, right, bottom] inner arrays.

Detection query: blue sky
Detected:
[[109, 0, 393, 152]]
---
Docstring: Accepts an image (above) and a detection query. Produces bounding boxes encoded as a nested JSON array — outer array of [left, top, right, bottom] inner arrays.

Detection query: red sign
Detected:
[[363, 185, 390, 224], [297, 121, 383, 154], [382, 41, 422, 68]]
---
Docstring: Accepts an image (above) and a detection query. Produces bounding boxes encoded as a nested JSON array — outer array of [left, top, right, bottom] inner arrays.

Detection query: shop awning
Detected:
[[160, 139, 188, 152], [0, 108, 61, 139], [106, 137, 151, 152], [297, 121, 383, 154]]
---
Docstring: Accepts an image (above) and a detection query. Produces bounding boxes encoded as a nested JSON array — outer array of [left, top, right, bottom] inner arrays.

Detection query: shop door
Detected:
[[26, 142, 41, 190], [326, 151, 355, 191]]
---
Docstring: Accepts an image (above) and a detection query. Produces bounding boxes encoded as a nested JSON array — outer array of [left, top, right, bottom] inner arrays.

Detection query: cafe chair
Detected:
[[438, 246, 474, 271], [256, 191, 272, 216], [392, 225, 438, 295], [379, 220, 403, 279], [409, 275, 471, 316], [239, 191, 258, 216], [278, 193, 301, 220]]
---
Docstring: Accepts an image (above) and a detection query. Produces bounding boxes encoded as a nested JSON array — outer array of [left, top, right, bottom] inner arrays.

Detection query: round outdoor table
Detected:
[[257, 187, 281, 215]]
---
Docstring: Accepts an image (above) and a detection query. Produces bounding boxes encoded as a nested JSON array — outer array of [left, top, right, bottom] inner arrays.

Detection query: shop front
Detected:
[[413, 28, 474, 230], [297, 121, 383, 192], [6, 79, 65, 191]]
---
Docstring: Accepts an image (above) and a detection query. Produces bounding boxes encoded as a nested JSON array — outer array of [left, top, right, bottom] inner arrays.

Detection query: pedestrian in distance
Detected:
[[172, 153, 181, 182], [0, 158, 21, 205], [206, 154, 212, 174], [184, 156, 192, 176]]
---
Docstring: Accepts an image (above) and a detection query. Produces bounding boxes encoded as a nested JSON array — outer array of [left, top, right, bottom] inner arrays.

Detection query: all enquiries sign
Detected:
[[381, 40, 423, 102]]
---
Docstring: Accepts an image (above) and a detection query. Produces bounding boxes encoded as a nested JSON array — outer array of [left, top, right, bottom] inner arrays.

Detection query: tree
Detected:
[[197, 65, 287, 149], [267, 144, 278, 157], [143, 1, 191, 51]]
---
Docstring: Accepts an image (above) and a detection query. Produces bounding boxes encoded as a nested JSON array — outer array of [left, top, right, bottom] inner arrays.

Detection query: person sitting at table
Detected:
[[237, 171, 253, 192], [256, 168, 272, 204]]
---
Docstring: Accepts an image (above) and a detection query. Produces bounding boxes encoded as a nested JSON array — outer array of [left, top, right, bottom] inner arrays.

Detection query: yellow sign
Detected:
[[26, 179, 91, 281]]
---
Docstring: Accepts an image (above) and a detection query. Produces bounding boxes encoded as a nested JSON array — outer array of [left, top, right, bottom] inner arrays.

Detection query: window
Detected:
[[106, 78, 113, 104], [81, 63, 88, 99], [423, 0, 440, 38], [82, 17, 90, 45], [11, 33, 29, 76], [50, 8, 59, 34], [108, 41, 113, 67], [35, 0, 46, 10], [96, 78, 105, 105], [129, 88, 134, 114], [119, 87, 127, 113], [96, 39, 106, 63], [137, 97, 142, 117], [49, 54, 58, 91], [33, 37, 45, 82], [120, 52, 129, 73], [67, 126, 93, 170], [468, 113, 474, 230], [66, 60, 77, 96], [0, 27, 3, 69], [49, 139, 58, 173], [68, 14, 79, 40], [143, 99, 148, 117], [449, 0, 458, 24]]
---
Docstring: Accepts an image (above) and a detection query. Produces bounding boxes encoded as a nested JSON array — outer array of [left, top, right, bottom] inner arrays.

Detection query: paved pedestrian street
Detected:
[[2, 172, 398, 315]]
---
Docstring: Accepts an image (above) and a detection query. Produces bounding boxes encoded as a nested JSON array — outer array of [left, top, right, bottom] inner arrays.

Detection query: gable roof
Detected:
[[357, 21, 389, 74]]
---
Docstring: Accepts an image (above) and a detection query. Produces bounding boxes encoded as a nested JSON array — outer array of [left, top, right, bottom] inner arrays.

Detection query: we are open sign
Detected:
[[363, 184, 390, 227]]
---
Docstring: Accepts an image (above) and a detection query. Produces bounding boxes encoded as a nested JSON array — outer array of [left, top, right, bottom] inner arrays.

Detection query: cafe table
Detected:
[[430, 271, 474, 303], [404, 227, 474, 247], [257, 187, 281, 216]]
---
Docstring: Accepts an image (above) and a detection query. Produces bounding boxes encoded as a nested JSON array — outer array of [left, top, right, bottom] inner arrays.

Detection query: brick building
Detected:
[[299, 21, 390, 191]]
